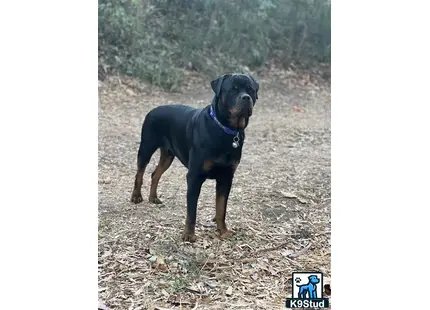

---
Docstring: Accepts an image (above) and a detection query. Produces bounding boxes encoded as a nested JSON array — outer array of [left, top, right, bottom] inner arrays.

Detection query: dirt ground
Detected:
[[98, 68, 331, 310]]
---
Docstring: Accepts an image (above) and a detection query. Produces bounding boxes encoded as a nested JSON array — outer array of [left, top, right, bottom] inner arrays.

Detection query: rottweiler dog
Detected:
[[131, 74, 259, 242]]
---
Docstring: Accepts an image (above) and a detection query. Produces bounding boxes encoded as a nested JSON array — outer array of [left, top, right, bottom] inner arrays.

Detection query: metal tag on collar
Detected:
[[232, 133, 240, 148]]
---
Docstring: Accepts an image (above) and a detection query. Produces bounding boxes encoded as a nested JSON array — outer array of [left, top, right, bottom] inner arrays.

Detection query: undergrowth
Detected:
[[99, 0, 331, 90]]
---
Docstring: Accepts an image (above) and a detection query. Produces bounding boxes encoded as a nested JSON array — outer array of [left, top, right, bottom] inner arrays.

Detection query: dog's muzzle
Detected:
[[238, 94, 253, 117]]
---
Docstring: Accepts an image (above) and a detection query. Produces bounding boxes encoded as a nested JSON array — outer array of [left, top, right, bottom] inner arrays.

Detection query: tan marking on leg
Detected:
[[131, 167, 146, 203], [182, 217, 197, 242], [149, 148, 174, 204], [215, 193, 232, 239]]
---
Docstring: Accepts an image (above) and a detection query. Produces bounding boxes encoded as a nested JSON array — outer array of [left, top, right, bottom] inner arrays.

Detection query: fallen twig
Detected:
[[255, 241, 289, 253], [287, 242, 312, 258]]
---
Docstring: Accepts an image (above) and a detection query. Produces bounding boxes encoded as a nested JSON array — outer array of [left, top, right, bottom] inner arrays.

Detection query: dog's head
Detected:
[[308, 275, 320, 285], [211, 73, 259, 130]]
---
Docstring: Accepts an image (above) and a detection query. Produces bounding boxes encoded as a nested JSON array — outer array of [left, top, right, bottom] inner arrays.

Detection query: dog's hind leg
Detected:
[[148, 148, 175, 204], [131, 139, 159, 204]]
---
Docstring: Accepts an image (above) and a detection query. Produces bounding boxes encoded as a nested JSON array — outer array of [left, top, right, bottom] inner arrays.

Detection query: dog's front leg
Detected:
[[182, 171, 205, 242], [215, 171, 234, 239]]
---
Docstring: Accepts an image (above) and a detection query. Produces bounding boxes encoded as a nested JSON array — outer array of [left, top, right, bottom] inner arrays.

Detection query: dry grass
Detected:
[[98, 67, 331, 310]]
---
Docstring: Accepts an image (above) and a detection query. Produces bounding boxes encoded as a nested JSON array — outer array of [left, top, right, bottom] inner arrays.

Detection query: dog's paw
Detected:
[[148, 196, 163, 204], [131, 192, 143, 204], [218, 230, 233, 240], [182, 231, 197, 243]]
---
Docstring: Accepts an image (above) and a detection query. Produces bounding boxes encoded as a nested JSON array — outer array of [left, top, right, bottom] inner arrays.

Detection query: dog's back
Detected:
[[143, 104, 197, 131], [140, 104, 200, 167]]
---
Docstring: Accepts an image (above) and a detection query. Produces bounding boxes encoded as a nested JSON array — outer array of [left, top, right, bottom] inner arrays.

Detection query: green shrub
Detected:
[[98, 0, 331, 90]]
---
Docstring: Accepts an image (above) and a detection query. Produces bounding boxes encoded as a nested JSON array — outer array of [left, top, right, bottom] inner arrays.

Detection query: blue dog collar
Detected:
[[209, 105, 238, 135]]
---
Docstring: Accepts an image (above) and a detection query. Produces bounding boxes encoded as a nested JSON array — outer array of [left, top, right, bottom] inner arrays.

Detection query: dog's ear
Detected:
[[249, 75, 259, 100], [210, 74, 231, 97]]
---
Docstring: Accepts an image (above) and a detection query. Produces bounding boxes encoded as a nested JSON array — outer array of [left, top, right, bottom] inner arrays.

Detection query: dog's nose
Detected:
[[241, 94, 251, 102]]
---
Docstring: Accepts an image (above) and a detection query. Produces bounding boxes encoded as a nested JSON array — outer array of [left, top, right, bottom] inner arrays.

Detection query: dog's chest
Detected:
[[204, 131, 244, 166], [209, 142, 243, 165], [213, 152, 240, 165]]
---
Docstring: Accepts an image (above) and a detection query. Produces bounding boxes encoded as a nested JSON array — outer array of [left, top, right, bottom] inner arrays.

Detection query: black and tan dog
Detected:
[[131, 74, 259, 242]]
